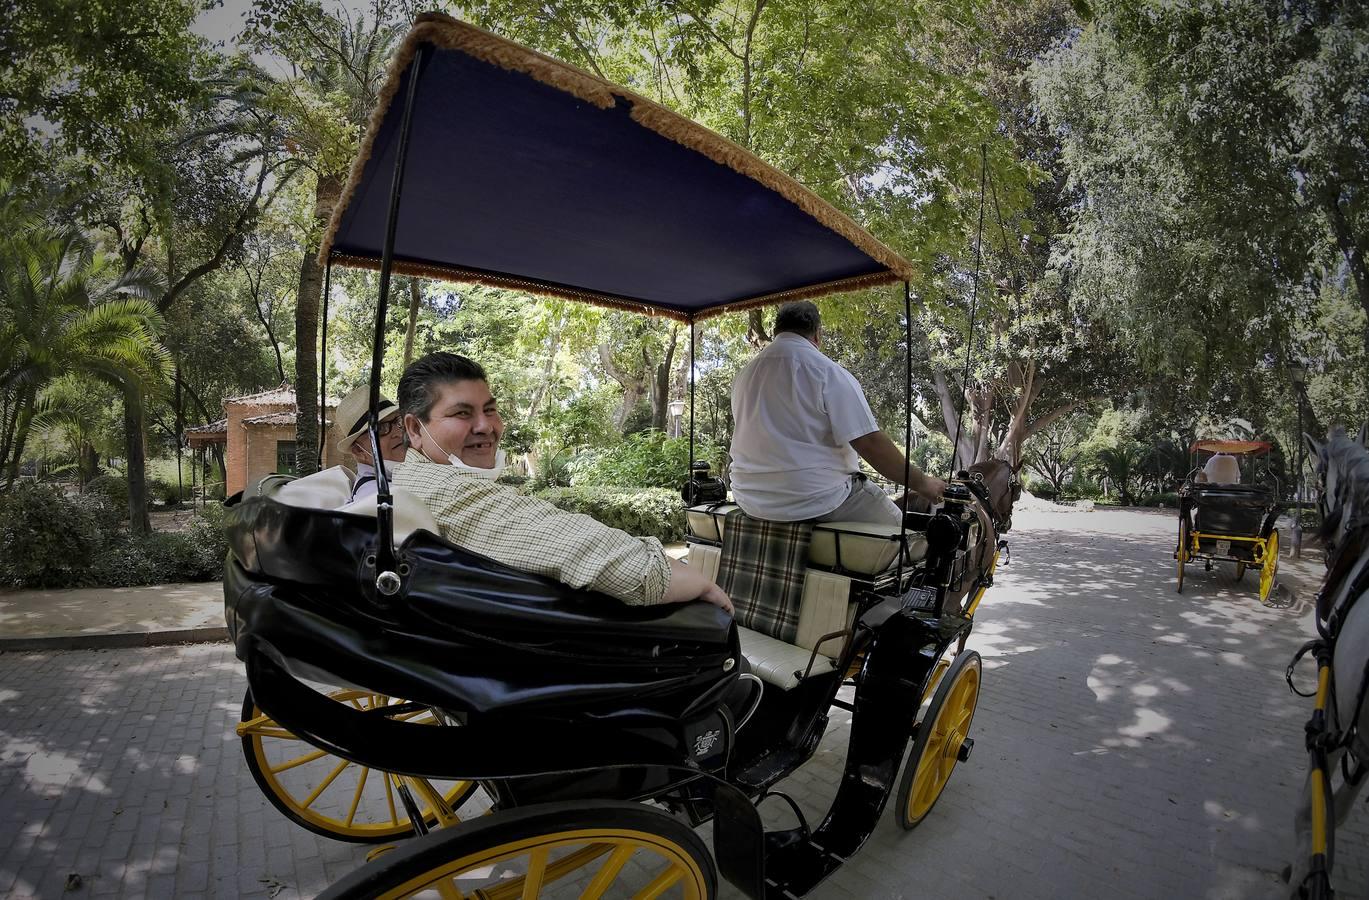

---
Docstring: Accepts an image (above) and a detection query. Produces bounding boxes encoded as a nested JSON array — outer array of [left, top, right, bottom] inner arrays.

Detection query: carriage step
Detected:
[[958, 738, 974, 762]]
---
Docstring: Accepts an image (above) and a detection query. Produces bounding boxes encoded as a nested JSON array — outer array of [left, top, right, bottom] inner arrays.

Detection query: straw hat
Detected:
[[335, 384, 400, 452]]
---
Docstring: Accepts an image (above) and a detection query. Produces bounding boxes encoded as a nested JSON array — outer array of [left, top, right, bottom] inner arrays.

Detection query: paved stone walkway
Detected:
[[1, 508, 1364, 898]]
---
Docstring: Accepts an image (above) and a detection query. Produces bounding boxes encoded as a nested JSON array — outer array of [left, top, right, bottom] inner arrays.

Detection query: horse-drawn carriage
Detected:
[[226, 14, 1017, 897], [1175, 439, 1283, 601], [1288, 426, 1369, 899]]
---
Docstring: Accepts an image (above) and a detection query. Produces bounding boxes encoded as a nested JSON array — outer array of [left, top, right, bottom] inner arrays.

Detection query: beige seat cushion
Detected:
[[808, 521, 927, 575], [685, 543, 721, 583], [795, 570, 854, 657], [272, 466, 355, 508], [738, 626, 836, 690], [685, 503, 740, 542], [269, 466, 439, 544], [338, 490, 440, 545]]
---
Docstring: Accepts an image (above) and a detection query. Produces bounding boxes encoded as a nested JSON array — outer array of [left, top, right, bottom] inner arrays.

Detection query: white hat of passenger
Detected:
[[334, 384, 400, 452]]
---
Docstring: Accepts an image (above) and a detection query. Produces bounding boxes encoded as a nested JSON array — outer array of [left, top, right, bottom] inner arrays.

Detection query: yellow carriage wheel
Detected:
[[895, 650, 982, 830], [239, 688, 479, 843], [1259, 530, 1280, 604], [317, 801, 716, 899]]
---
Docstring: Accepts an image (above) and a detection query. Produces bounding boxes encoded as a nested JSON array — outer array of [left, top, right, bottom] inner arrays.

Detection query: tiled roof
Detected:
[[186, 419, 227, 434], [223, 382, 340, 408], [242, 412, 334, 427]]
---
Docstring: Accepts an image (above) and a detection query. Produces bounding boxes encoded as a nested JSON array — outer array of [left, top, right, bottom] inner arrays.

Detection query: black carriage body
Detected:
[[1189, 484, 1279, 558], [225, 496, 741, 784]]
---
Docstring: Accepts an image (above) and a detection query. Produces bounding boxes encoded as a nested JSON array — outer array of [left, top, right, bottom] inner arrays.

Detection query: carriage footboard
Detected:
[[760, 603, 957, 897]]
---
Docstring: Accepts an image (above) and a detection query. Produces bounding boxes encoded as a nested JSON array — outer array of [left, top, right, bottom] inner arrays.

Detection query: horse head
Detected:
[[964, 456, 1022, 533], [1308, 425, 1369, 559]]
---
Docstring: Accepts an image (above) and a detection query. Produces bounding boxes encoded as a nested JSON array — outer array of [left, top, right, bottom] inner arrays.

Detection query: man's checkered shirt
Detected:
[[392, 450, 672, 605]]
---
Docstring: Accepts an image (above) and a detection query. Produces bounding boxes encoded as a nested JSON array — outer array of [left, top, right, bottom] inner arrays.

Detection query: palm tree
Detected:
[[0, 218, 169, 529]]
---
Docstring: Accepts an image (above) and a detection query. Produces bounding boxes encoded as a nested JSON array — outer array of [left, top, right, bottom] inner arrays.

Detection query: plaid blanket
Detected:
[[717, 510, 813, 644]]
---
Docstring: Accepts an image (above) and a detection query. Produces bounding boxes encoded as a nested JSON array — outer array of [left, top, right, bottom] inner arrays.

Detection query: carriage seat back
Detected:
[[1192, 484, 1269, 537], [267, 465, 440, 544], [686, 504, 924, 576]]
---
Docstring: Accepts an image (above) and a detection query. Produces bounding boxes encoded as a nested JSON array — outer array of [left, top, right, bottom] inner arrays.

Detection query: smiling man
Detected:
[[392, 352, 732, 612]]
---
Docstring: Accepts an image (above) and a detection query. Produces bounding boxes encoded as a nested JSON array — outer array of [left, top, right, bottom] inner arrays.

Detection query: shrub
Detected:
[[532, 486, 685, 543], [570, 432, 720, 490], [1139, 492, 1180, 508], [0, 483, 107, 588], [84, 473, 129, 512], [148, 478, 188, 506]]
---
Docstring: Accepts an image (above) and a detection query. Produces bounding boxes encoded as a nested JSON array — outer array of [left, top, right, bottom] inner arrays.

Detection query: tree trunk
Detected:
[[123, 387, 150, 533], [524, 307, 567, 422], [3, 393, 35, 486], [1320, 188, 1369, 360], [598, 342, 650, 430], [293, 247, 322, 477], [930, 370, 978, 469], [402, 277, 422, 368], [294, 175, 342, 478], [745, 308, 771, 348], [650, 325, 679, 432]]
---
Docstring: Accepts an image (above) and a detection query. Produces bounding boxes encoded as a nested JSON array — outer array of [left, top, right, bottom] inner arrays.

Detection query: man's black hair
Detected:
[[774, 300, 821, 338], [398, 352, 488, 422]]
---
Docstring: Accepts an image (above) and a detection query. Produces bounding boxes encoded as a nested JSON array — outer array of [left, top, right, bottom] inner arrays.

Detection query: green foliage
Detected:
[[0, 483, 105, 587], [84, 474, 130, 512], [0, 480, 225, 588], [532, 487, 685, 544], [570, 433, 719, 490]]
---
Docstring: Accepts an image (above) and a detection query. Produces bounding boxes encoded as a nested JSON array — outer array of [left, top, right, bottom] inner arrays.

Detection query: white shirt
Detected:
[[729, 332, 879, 520], [349, 462, 396, 501]]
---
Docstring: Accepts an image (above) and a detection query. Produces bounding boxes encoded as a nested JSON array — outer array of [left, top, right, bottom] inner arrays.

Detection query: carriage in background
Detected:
[[225, 13, 1019, 898], [1175, 439, 1283, 601]]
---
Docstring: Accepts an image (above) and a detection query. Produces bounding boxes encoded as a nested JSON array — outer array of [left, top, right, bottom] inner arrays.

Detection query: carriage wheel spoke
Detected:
[[434, 877, 466, 899], [520, 846, 550, 900], [384, 772, 399, 826], [300, 759, 350, 809], [345, 766, 370, 827], [633, 864, 686, 900], [580, 843, 636, 899], [267, 747, 329, 775]]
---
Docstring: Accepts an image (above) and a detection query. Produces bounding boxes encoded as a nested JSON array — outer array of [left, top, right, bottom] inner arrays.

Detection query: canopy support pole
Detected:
[[688, 316, 696, 476], [897, 281, 913, 586], [367, 44, 426, 597], [318, 256, 333, 469]]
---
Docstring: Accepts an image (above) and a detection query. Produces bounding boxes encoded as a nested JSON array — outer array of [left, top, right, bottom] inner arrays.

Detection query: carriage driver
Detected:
[[391, 352, 734, 614], [729, 300, 946, 525]]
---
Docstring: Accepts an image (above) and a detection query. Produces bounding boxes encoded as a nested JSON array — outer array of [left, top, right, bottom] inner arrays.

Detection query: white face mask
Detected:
[[418, 420, 506, 480]]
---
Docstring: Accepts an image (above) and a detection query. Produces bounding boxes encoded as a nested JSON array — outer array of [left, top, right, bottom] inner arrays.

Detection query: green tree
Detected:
[[243, 0, 404, 476]]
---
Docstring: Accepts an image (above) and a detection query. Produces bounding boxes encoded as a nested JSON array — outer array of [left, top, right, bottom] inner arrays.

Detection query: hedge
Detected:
[[532, 486, 685, 543], [0, 483, 227, 589]]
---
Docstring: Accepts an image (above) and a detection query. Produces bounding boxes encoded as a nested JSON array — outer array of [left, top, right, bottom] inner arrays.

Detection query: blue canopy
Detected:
[[321, 13, 913, 322]]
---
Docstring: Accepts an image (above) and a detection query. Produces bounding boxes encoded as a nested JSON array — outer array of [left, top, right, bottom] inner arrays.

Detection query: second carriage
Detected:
[[1175, 439, 1283, 601]]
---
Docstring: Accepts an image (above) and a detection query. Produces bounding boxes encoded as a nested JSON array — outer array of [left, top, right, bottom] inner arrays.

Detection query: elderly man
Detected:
[[392, 351, 733, 613], [729, 300, 945, 525], [333, 385, 408, 501]]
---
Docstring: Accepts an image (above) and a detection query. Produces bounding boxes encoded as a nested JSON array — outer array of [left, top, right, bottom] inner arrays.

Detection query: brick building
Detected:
[[187, 384, 349, 496]]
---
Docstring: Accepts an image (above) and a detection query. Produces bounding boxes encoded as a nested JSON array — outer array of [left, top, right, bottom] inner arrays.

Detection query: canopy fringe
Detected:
[[330, 253, 901, 323]]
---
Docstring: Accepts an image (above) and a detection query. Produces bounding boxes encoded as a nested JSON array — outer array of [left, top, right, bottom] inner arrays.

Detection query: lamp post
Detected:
[[1290, 361, 1306, 560], [667, 400, 686, 439]]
